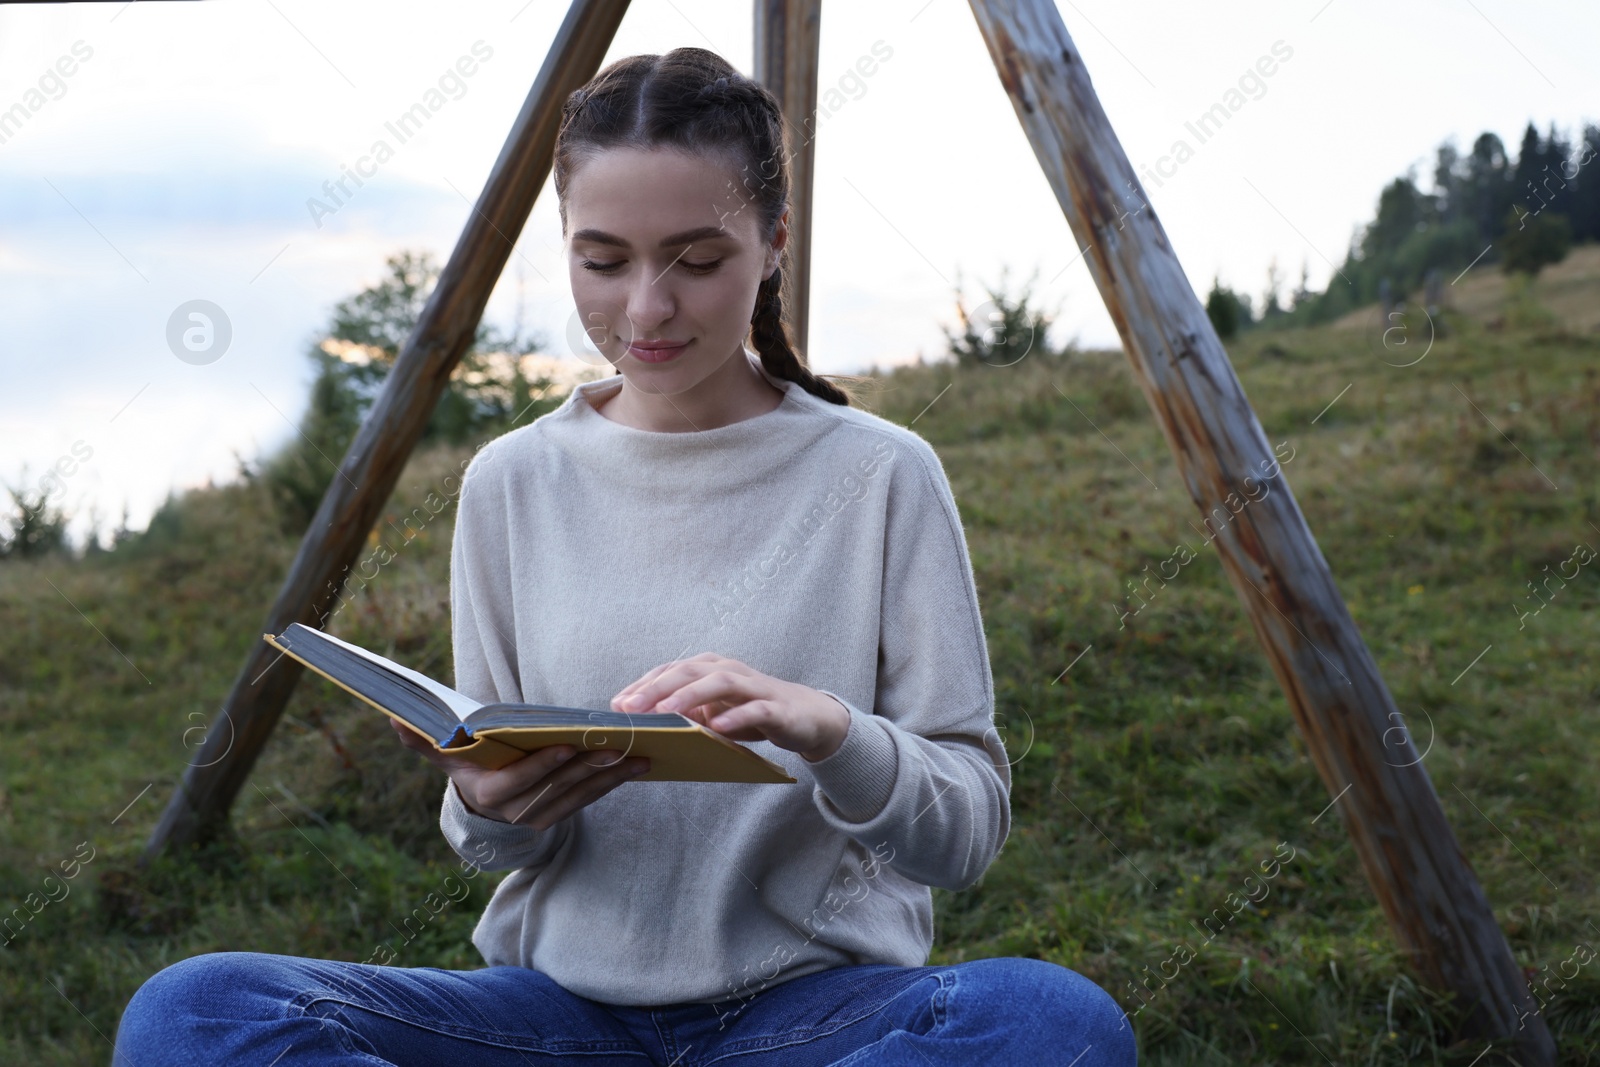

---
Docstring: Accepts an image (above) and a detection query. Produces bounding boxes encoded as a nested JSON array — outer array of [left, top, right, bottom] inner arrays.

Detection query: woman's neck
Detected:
[[592, 348, 786, 433]]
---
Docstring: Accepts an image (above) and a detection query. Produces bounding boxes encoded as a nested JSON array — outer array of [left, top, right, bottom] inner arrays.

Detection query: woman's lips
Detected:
[[627, 339, 690, 364]]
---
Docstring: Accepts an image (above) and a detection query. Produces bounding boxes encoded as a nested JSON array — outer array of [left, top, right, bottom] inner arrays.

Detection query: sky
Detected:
[[1, 0, 1593, 548]]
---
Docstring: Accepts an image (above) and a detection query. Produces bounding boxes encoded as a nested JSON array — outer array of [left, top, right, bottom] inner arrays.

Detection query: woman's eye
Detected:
[[579, 258, 721, 275]]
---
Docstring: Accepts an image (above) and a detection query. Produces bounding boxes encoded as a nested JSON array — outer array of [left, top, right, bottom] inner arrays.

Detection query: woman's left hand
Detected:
[[610, 654, 850, 762]]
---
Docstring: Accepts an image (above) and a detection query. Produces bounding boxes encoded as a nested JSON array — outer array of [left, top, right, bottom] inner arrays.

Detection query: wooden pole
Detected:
[[964, 2, 1552, 1061], [142, 0, 634, 861], [752, 0, 822, 363]]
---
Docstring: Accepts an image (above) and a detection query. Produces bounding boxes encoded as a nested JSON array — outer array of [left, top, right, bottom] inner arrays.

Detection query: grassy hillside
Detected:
[[2, 258, 1597, 1065]]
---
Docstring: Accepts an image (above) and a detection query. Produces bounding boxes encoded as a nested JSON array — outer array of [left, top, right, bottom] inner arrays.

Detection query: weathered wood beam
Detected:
[[965, 2, 1552, 1062], [142, 0, 635, 861], [752, 0, 822, 362]]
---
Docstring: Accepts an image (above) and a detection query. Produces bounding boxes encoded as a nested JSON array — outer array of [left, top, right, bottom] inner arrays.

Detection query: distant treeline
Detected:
[[1, 251, 556, 562], [1206, 119, 1599, 336], [8, 120, 1597, 556]]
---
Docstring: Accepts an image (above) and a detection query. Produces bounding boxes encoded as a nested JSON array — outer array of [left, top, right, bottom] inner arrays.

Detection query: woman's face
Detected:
[[564, 145, 783, 393]]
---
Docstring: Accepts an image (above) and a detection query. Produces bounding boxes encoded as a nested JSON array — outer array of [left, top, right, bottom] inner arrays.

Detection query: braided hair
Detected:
[[555, 48, 857, 406]]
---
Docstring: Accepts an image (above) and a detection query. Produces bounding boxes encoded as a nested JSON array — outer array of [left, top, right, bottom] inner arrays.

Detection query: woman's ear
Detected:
[[764, 207, 790, 280]]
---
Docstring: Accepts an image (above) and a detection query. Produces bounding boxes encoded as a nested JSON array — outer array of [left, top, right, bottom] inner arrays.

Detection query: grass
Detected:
[[2, 256, 1597, 1065]]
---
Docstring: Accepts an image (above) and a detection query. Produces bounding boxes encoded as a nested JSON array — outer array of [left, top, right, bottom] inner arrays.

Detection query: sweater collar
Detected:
[[541, 353, 837, 487]]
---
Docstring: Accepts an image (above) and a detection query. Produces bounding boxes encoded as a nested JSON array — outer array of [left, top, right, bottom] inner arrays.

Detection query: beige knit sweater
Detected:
[[438, 355, 1010, 1009]]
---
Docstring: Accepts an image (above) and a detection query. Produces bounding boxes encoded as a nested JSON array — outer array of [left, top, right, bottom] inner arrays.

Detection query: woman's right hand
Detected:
[[389, 718, 650, 830]]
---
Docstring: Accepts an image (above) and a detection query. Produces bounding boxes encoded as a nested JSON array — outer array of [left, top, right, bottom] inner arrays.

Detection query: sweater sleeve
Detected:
[[802, 433, 1011, 892], [438, 446, 574, 874]]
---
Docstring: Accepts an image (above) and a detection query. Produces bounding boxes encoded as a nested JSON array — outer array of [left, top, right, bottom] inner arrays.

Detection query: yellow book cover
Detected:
[[263, 624, 796, 784]]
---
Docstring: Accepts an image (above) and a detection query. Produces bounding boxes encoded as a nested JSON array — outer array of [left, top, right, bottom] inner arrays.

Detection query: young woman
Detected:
[[113, 48, 1134, 1066]]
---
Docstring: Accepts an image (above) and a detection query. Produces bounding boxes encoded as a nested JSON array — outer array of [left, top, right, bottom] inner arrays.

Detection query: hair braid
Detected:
[[750, 265, 850, 405]]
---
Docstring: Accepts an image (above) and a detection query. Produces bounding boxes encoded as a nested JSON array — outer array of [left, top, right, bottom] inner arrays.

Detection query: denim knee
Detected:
[[114, 951, 281, 1064], [957, 957, 1136, 1063]]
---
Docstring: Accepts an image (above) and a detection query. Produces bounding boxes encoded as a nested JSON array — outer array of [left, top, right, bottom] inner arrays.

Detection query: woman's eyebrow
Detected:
[[571, 225, 732, 248]]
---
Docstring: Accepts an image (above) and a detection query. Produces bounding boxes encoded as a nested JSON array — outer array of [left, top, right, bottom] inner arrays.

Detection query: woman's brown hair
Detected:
[[554, 46, 861, 406]]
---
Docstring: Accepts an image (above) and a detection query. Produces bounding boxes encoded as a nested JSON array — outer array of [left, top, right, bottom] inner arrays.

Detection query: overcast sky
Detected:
[[1, 0, 1593, 547]]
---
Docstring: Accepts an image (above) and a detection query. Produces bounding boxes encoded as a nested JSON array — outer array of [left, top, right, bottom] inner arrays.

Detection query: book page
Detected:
[[310, 628, 483, 723]]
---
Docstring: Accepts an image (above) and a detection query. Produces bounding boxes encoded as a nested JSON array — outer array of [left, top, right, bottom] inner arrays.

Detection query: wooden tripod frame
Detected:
[[143, 2, 1553, 1060]]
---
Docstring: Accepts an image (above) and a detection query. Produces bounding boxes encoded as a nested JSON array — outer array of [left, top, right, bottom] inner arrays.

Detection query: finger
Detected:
[[506, 753, 636, 827], [702, 701, 775, 741], [687, 699, 751, 732], [473, 745, 582, 809], [611, 661, 679, 708], [522, 756, 649, 830], [680, 701, 729, 727], [392, 727, 473, 774], [390, 718, 434, 750], [614, 655, 741, 712], [569, 748, 630, 771], [650, 670, 758, 716], [613, 662, 705, 711], [390, 723, 491, 779]]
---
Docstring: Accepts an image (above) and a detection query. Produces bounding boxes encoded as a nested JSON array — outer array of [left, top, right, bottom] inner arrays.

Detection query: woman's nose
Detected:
[[625, 270, 676, 331]]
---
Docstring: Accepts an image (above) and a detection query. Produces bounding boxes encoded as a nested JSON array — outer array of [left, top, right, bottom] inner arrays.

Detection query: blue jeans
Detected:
[[112, 951, 1136, 1065]]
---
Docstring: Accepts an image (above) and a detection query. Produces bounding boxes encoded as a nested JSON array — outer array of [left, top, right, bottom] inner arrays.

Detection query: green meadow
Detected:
[[2, 249, 1597, 1065]]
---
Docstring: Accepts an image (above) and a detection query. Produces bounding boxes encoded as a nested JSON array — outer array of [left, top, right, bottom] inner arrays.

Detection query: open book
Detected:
[[263, 623, 796, 784]]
